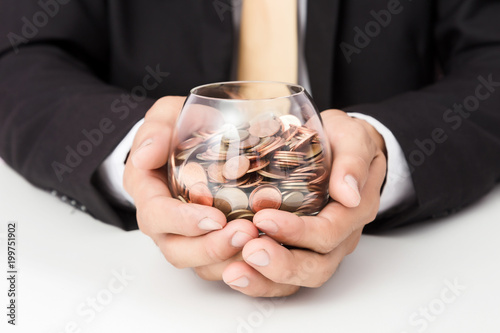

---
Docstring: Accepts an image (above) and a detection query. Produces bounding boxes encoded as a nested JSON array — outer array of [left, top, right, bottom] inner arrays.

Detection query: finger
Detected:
[[175, 103, 225, 142], [155, 219, 259, 268], [329, 123, 377, 208], [144, 96, 186, 124], [222, 261, 300, 297], [254, 205, 343, 253], [254, 202, 359, 254], [194, 252, 243, 281], [239, 233, 361, 291], [137, 194, 227, 237], [128, 96, 185, 169], [254, 154, 386, 253], [240, 237, 336, 288], [131, 121, 174, 170]]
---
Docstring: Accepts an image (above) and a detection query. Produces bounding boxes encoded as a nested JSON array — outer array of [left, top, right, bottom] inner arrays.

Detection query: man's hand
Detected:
[[213, 109, 388, 297], [125, 102, 386, 297], [123, 96, 259, 270]]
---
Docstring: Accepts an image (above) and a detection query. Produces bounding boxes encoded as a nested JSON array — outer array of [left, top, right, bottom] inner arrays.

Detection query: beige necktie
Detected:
[[238, 0, 298, 84]]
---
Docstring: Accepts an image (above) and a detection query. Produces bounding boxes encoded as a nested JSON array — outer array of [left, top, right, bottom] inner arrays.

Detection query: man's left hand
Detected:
[[194, 109, 387, 297]]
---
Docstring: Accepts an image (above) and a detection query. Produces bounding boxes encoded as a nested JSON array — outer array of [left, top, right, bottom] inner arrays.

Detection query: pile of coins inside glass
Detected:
[[169, 113, 330, 221]]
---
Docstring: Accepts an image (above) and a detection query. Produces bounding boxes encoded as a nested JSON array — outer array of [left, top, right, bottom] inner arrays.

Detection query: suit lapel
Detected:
[[306, 0, 341, 111]]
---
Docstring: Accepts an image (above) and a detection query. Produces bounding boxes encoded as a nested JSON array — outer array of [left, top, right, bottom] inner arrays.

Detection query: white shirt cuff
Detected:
[[96, 119, 144, 208], [347, 112, 415, 215]]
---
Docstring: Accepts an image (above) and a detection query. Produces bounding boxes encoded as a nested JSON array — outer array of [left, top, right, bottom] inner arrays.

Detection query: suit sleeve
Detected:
[[345, 0, 500, 232], [0, 1, 154, 230]]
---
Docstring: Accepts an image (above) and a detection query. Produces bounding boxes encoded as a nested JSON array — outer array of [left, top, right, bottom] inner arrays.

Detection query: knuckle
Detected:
[[154, 236, 189, 269], [309, 271, 331, 288], [308, 260, 336, 288], [204, 239, 227, 264], [346, 239, 360, 255], [136, 201, 156, 235], [194, 266, 218, 281], [145, 96, 175, 119], [316, 234, 336, 254], [194, 267, 211, 280], [144, 106, 157, 120], [365, 198, 380, 222], [368, 206, 379, 222], [135, 211, 150, 235], [342, 154, 371, 174], [315, 218, 340, 254], [164, 253, 187, 269], [280, 268, 300, 285]]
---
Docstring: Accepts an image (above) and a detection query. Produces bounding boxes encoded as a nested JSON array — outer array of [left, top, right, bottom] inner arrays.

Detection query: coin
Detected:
[[207, 163, 226, 183], [222, 129, 250, 144], [215, 187, 249, 213], [227, 209, 254, 221], [214, 197, 232, 215], [249, 117, 281, 138], [177, 137, 204, 151], [179, 162, 207, 189], [171, 112, 330, 218], [249, 185, 282, 213], [239, 135, 260, 149], [223, 155, 250, 180], [188, 182, 214, 206], [281, 191, 304, 212], [305, 143, 323, 160], [279, 115, 302, 131], [247, 159, 270, 173]]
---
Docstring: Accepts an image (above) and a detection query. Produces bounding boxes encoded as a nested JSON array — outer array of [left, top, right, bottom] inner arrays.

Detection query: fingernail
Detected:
[[344, 174, 361, 206], [131, 138, 153, 166], [198, 218, 223, 231], [255, 220, 279, 235], [231, 231, 253, 248], [246, 250, 270, 267], [227, 276, 249, 288]]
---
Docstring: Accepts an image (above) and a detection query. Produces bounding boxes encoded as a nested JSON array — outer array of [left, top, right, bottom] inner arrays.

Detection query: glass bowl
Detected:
[[167, 81, 331, 221]]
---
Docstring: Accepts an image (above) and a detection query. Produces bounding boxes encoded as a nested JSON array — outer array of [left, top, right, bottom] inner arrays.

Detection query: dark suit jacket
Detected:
[[1, 0, 499, 232]]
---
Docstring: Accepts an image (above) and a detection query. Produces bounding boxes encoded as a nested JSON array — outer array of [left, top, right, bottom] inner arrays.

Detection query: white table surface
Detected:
[[0, 160, 499, 333]]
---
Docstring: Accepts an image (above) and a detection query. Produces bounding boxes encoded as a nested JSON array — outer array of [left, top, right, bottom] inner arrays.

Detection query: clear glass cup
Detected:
[[167, 81, 331, 221]]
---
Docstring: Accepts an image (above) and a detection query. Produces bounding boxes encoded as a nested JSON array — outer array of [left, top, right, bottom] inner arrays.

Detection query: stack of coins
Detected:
[[168, 114, 330, 221]]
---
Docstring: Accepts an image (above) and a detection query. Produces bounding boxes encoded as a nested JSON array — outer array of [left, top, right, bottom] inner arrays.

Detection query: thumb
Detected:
[[131, 129, 172, 170]]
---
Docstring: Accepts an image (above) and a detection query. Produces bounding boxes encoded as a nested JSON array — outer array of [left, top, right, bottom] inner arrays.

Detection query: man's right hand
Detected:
[[123, 96, 259, 270]]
